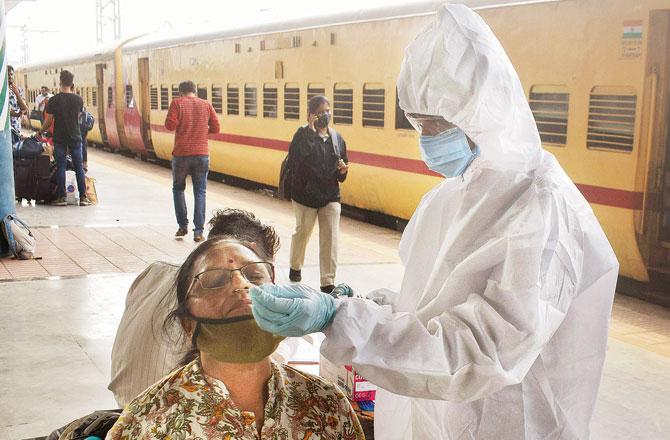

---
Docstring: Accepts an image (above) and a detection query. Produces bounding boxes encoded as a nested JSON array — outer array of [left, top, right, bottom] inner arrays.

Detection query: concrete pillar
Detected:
[[0, 0, 16, 256]]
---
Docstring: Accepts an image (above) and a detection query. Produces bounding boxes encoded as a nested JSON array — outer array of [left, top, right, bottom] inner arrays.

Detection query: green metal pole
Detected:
[[0, 0, 16, 256]]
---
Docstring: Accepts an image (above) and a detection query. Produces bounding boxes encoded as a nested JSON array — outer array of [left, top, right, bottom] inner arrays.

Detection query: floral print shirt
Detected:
[[9, 86, 24, 134], [106, 359, 365, 440]]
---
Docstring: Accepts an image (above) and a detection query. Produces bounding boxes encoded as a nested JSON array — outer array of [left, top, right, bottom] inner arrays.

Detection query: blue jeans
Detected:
[[54, 141, 86, 199], [81, 130, 89, 163], [172, 155, 209, 234]]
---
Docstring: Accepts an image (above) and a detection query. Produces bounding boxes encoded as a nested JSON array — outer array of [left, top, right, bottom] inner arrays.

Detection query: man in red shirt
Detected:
[[165, 81, 220, 242]]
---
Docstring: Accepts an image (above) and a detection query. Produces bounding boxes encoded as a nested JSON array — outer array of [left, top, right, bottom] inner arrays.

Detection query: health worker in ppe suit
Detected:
[[250, 4, 619, 439]]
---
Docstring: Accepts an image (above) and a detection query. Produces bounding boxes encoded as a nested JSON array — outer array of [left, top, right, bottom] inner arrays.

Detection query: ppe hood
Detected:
[[397, 4, 542, 173]]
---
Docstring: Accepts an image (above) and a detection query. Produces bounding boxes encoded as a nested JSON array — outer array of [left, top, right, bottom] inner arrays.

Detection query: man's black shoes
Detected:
[[289, 269, 302, 282]]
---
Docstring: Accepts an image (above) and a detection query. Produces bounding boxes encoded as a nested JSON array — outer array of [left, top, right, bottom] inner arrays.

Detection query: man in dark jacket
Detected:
[[288, 95, 349, 293]]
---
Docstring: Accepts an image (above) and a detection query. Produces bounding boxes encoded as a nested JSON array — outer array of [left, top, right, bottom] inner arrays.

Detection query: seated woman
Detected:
[[107, 235, 364, 440]]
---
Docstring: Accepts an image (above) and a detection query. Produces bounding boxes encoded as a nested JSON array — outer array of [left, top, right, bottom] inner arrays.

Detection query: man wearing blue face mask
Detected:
[[250, 5, 619, 439], [404, 113, 480, 178]]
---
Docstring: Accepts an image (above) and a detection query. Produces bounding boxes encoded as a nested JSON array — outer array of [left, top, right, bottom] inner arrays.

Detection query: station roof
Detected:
[[125, 0, 560, 52]]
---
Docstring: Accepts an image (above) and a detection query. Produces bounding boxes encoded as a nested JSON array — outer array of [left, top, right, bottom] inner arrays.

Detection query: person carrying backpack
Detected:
[[286, 95, 349, 294], [40, 70, 92, 206]]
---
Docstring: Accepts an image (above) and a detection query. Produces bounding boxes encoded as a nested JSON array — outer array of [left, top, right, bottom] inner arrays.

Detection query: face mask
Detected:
[[315, 113, 331, 129], [191, 315, 285, 364], [419, 127, 479, 178]]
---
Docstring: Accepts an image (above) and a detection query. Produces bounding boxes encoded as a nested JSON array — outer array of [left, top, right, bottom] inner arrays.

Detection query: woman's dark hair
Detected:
[[163, 236, 267, 366], [178, 81, 197, 95], [308, 95, 329, 115]]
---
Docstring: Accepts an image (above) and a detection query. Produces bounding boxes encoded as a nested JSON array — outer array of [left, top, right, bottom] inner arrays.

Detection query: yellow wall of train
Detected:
[[480, 0, 655, 280]]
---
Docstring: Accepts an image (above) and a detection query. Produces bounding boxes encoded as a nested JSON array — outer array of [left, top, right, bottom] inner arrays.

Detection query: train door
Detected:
[[642, 10, 670, 274], [138, 57, 153, 149], [96, 64, 108, 143]]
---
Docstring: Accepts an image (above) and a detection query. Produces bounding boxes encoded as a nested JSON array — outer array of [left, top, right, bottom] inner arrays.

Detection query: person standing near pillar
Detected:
[[287, 95, 349, 293], [8, 65, 28, 143]]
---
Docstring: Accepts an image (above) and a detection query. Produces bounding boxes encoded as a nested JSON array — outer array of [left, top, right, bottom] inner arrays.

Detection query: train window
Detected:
[[126, 85, 134, 108], [394, 88, 413, 130], [172, 85, 179, 99], [307, 83, 325, 108], [244, 83, 257, 117], [284, 83, 300, 120], [160, 85, 169, 110], [586, 86, 636, 152], [362, 83, 385, 128], [92, 88, 97, 107], [87, 88, 92, 107], [212, 85, 223, 113], [227, 84, 239, 115], [263, 83, 278, 118], [108, 86, 113, 108], [528, 85, 569, 146], [197, 84, 208, 101], [333, 83, 353, 125], [150, 86, 158, 110]]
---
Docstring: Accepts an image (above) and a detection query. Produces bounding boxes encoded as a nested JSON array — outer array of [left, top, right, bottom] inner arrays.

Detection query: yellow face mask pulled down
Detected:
[[191, 315, 285, 364]]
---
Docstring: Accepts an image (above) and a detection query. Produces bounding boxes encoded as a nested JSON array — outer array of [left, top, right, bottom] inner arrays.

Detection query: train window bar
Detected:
[[244, 83, 257, 117], [362, 83, 385, 128], [263, 83, 278, 118], [212, 85, 223, 114], [333, 83, 353, 125], [160, 85, 169, 110], [227, 84, 240, 116], [529, 85, 569, 147], [284, 83, 300, 120], [197, 85, 208, 101], [586, 86, 636, 153]]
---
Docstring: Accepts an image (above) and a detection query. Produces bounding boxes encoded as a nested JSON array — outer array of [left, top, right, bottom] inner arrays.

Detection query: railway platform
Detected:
[[1, 148, 669, 439]]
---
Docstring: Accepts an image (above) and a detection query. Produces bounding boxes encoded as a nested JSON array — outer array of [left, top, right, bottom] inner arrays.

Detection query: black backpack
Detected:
[[278, 126, 341, 201], [278, 155, 292, 200]]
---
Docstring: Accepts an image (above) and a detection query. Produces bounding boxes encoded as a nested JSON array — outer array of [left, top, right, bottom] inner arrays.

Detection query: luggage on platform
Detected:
[[13, 153, 57, 203], [65, 170, 79, 205], [85, 176, 98, 204], [13, 136, 45, 159]]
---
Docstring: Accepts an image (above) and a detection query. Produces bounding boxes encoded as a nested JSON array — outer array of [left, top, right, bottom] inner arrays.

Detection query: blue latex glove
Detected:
[[250, 284, 337, 337]]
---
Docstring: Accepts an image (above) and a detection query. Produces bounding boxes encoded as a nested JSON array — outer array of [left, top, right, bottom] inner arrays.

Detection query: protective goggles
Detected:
[[187, 262, 275, 298], [404, 112, 457, 136]]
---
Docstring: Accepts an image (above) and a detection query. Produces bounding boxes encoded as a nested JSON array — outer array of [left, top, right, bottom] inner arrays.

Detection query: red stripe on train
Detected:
[[574, 184, 643, 210], [151, 124, 643, 210]]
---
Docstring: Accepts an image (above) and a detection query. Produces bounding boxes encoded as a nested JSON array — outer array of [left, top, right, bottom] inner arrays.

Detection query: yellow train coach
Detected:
[[17, 0, 670, 304]]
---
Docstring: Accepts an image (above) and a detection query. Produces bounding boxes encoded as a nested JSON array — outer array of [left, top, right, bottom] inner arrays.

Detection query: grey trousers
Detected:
[[289, 200, 341, 286]]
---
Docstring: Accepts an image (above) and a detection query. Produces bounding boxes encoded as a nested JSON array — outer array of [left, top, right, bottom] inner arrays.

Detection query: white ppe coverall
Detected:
[[320, 4, 619, 439]]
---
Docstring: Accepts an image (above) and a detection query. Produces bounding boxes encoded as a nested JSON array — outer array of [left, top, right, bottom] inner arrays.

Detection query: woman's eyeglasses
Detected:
[[187, 262, 275, 297]]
